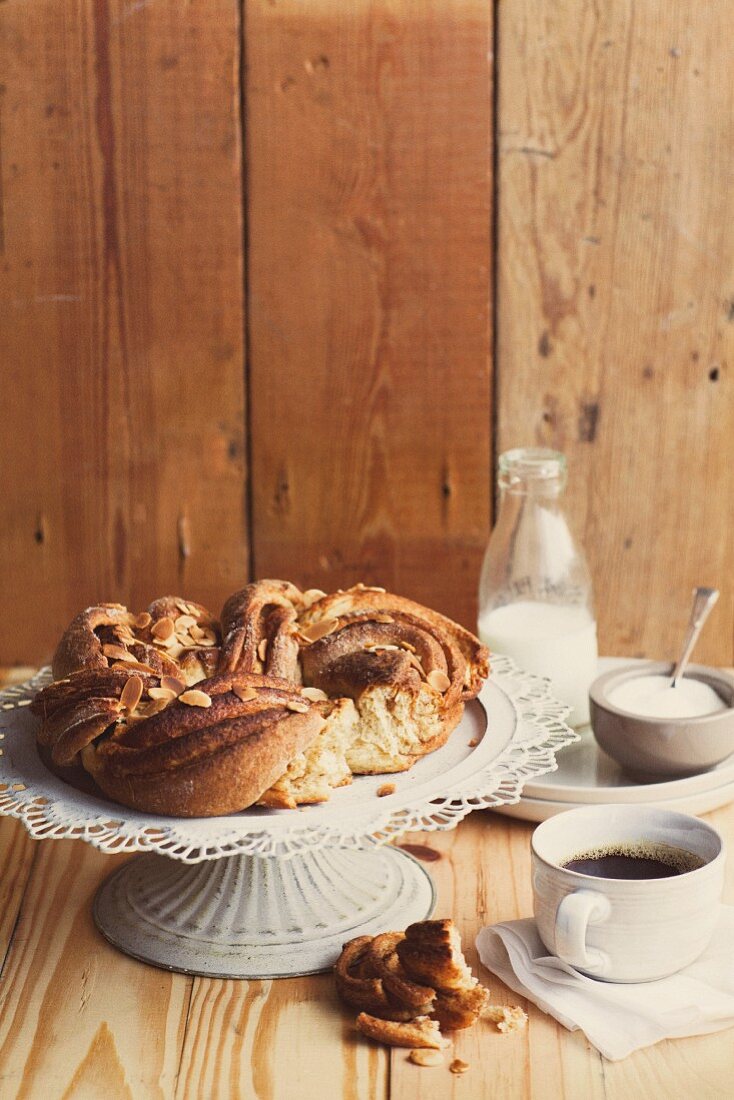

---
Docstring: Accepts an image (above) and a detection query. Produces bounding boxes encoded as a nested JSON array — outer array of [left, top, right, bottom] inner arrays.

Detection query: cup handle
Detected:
[[555, 890, 611, 973]]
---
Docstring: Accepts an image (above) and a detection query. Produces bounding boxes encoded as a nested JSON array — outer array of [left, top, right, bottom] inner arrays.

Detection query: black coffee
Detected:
[[561, 842, 705, 880]]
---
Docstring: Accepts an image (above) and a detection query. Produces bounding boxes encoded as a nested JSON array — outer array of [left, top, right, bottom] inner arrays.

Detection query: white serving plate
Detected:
[[492, 777, 734, 823], [522, 657, 734, 806]]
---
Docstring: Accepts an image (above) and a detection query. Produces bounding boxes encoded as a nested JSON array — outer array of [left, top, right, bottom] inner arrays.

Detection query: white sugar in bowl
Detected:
[[589, 661, 734, 779]]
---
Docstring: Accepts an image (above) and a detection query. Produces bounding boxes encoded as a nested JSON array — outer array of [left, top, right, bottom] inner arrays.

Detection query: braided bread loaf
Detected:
[[31, 581, 489, 816]]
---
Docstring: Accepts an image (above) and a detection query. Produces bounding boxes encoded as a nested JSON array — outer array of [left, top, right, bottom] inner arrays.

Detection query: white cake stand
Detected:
[[0, 656, 574, 978]]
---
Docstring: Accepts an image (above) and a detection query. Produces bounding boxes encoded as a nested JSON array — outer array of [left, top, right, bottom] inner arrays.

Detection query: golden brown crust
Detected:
[[397, 919, 473, 991], [298, 585, 489, 700], [218, 581, 303, 680], [355, 1013, 446, 1049], [33, 582, 489, 816], [335, 919, 491, 1040]]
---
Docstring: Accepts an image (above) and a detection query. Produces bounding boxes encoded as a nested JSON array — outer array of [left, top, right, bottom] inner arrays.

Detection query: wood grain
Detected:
[[1, 654, 733, 1098], [245, 0, 493, 629], [0, 0, 247, 666], [497, 0, 734, 665], [175, 974, 387, 1100], [0, 840, 190, 1098]]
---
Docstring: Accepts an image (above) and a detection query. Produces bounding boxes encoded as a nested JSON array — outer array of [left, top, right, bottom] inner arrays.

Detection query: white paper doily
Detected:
[[0, 656, 575, 862]]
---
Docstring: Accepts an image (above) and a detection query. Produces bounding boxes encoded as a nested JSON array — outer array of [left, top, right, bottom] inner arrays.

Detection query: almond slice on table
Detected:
[[120, 675, 144, 711], [409, 1049, 444, 1068], [427, 669, 451, 693], [449, 1059, 470, 1075], [151, 617, 175, 641], [179, 689, 212, 708], [299, 619, 339, 643]]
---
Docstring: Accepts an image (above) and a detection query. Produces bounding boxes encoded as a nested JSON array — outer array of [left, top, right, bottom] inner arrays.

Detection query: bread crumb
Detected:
[[449, 1058, 470, 1075], [485, 1004, 528, 1033], [468, 738, 479, 748], [409, 1049, 444, 1067], [377, 783, 396, 797]]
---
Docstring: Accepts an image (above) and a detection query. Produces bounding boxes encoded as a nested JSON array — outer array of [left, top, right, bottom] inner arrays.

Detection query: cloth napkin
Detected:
[[476, 906, 734, 1060]]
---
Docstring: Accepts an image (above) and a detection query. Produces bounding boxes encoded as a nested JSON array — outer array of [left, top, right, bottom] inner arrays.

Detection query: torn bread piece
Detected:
[[356, 1013, 448, 1050], [258, 697, 358, 807], [485, 1004, 528, 1034]]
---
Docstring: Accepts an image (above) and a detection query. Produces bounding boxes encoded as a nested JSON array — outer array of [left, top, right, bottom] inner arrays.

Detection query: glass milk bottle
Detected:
[[478, 448, 597, 726]]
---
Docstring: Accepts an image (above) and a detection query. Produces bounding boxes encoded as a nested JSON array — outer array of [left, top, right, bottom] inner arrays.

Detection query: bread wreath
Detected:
[[31, 582, 489, 816]]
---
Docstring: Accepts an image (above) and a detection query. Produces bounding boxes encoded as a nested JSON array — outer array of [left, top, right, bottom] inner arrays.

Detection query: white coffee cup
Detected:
[[531, 804, 725, 983]]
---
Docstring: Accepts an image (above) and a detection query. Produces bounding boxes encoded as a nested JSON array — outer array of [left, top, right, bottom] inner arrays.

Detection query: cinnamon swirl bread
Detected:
[[30, 581, 489, 815]]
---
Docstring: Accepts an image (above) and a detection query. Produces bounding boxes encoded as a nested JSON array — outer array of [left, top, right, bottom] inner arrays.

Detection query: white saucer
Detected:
[[494, 657, 734, 822], [492, 778, 734, 823]]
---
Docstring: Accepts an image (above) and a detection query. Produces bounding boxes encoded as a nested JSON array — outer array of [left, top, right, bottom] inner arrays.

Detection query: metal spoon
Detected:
[[670, 586, 720, 688]]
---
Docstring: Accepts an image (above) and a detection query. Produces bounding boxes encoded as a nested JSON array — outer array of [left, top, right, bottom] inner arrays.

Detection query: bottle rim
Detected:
[[498, 447, 566, 481]]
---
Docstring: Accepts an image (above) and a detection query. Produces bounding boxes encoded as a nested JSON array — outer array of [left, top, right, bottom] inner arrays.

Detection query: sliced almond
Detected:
[[449, 1059, 469, 1075], [119, 674, 143, 711], [298, 618, 339, 643], [377, 783, 396, 798], [468, 738, 479, 748], [286, 700, 309, 713], [134, 612, 152, 630], [366, 643, 401, 653], [148, 686, 177, 702], [103, 644, 135, 663], [174, 599, 191, 614], [427, 669, 452, 693], [301, 686, 328, 702], [373, 614, 395, 624], [409, 1050, 444, 1068], [179, 689, 212, 708], [257, 638, 269, 662], [189, 623, 205, 641], [198, 629, 217, 646], [112, 659, 156, 674], [175, 614, 197, 630], [175, 631, 196, 649], [398, 641, 417, 653], [161, 675, 186, 696], [407, 653, 426, 675], [151, 617, 175, 641], [302, 587, 327, 603], [139, 698, 169, 716], [233, 685, 257, 702]]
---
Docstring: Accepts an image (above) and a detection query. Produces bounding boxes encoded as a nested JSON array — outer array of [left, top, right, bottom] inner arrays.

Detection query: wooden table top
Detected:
[[1, 666, 733, 1099]]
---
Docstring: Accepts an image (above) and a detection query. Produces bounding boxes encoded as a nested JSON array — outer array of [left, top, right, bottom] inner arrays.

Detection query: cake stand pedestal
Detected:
[[94, 845, 435, 978], [0, 656, 574, 979]]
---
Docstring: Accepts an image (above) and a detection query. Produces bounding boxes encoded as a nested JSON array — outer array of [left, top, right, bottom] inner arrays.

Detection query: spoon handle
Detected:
[[670, 586, 720, 687]]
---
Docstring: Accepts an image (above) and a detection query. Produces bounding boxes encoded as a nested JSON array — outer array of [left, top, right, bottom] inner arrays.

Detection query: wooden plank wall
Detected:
[[1, 0, 733, 667], [0, 1, 248, 664], [245, 0, 492, 629], [498, 0, 734, 665]]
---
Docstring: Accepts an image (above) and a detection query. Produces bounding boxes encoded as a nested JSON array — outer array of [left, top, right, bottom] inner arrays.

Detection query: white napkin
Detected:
[[476, 906, 734, 1060]]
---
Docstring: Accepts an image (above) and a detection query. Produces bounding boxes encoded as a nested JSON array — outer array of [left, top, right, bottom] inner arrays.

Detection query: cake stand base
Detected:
[[93, 845, 436, 979]]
